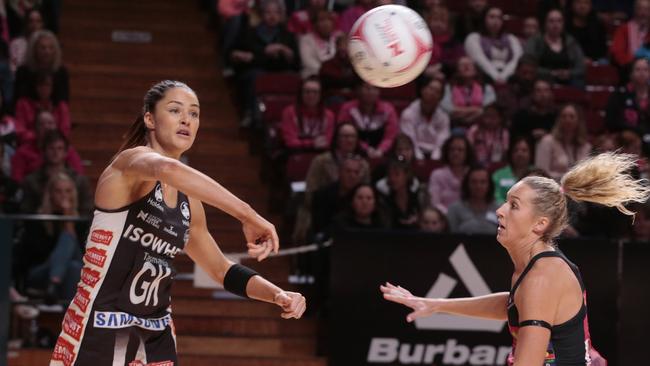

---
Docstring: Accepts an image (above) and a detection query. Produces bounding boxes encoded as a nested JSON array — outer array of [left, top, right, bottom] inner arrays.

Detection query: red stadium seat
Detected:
[[503, 17, 525, 36], [391, 99, 412, 115], [586, 65, 619, 87], [255, 72, 301, 95], [553, 86, 587, 106], [286, 152, 319, 182], [413, 159, 443, 182], [258, 95, 294, 125], [585, 109, 606, 135], [380, 82, 416, 101], [587, 89, 612, 111]]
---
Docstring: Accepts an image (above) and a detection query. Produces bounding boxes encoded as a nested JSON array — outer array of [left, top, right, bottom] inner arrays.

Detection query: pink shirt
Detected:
[[280, 105, 335, 150], [428, 166, 466, 212], [337, 99, 398, 153], [11, 141, 84, 183], [15, 98, 71, 144]]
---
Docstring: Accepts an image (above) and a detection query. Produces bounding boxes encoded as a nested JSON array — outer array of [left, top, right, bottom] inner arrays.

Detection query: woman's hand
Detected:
[[242, 212, 280, 261], [380, 282, 437, 322], [274, 291, 307, 319]]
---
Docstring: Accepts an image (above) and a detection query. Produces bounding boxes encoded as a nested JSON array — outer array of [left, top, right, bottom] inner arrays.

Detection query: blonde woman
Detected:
[[382, 152, 648, 365]]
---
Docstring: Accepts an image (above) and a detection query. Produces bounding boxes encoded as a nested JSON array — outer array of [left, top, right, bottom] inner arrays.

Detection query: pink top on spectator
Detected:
[[280, 105, 335, 150], [11, 141, 84, 182], [428, 165, 465, 212], [14, 98, 71, 144]]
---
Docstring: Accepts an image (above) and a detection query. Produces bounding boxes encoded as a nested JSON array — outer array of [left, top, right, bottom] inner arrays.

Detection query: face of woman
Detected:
[[315, 12, 334, 36], [51, 179, 76, 211], [146, 87, 200, 156], [352, 186, 376, 218], [631, 59, 650, 86], [263, 3, 282, 27], [388, 167, 408, 191], [545, 10, 564, 37], [45, 139, 67, 166], [309, 0, 326, 8], [458, 57, 477, 80], [481, 107, 501, 130], [36, 36, 56, 67], [495, 182, 541, 246], [337, 124, 359, 154], [468, 170, 490, 201], [420, 209, 445, 232], [511, 140, 531, 169], [448, 138, 467, 167], [394, 140, 414, 162], [523, 17, 539, 38], [27, 11, 44, 34], [485, 8, 503, 35], [359, 82, 380, 106], [301, 80, 321, 108], [420, 80, 443, 107], [573, 0, 592, 18], [558, 105, 579, 137]]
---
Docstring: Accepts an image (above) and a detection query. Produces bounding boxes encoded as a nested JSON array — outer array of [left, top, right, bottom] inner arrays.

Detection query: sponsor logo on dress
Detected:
[[180, 201, 190, 220], [80, 267, 101, 288], [155, 184, 163, 202], [84, 247, 107, 268], [147, 197, 165, 212], [137, 210, 162, 229], [163, 225, 177, 237], [52, 337, 76, 366], [122, 224, 182, 258], [90, 229, 113, 245], [63, 309, 84, 341], [94, 311, 172, 331], [73, 286, 91, 313]]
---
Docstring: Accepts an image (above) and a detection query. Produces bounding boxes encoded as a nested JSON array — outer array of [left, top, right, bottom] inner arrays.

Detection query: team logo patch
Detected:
[[180, 201, 190, 220], [80, 267, 101, 288], [84, 247, 107, 268], [63, 309, 84, 341], [155, 184, 163, 202], [90, 229, 113, 245], [52, 336, 76, 366], [73, 286, 91, 313]]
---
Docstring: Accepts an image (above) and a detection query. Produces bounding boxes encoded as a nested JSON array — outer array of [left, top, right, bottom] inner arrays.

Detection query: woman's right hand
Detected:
[[380, 282, 437, 322], [242, 212, 280, 261]]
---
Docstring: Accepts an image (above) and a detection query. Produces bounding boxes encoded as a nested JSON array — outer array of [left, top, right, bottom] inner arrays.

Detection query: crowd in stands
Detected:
[[0, 3, 89, 307], [218, 0, 650, 244]]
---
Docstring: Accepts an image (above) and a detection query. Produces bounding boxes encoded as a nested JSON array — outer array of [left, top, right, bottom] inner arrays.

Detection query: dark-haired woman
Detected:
[[50, 81, 306, 365], [446, 166, 499, 234]]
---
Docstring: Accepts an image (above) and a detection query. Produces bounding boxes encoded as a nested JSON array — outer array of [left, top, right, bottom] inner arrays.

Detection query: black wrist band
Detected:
[[223, 264, 259, 298]]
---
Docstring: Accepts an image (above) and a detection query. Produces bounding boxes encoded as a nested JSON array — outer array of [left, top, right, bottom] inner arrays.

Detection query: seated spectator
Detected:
[[440, 56, 496, 129], [524, 9, 586, 86], [425, 4, 465, 75], [535, 103, 592, 181], [376, 158, 423, 230], [229, 0, 299, 125], [371, 133, 417, 181], [492, 136, 535, 204], [338, 0, 374, 34], [511, 78, 557, 140], [400, 77, 450, 160], [419, 206, 449, 233], [0, 88, 17, 175], [312, 155, 367, 237], [466, 103, 509, 167], [331, 183, 390, 230], [610, 0, 650, 70], [299, 10, 341, 78], [15, 72, 70, 144], [565, 0, 608, 63], [428, 135, 475, 211], [337, 80, 399, 158], [16, 172, 84, 303], [496, 56, 538, 120], [21, 130, 92, 215], [0, 142, 21, 213], [9, 8, 44, 75], [454, 0, 488, 41], [14, 30, 69, 105], [464, 6, 523, 84], [11, 111, 83, 182], [320, 34, 357, 104], [447, 166, 499, 234], [521, 17, 540, 45], [288, 0, 336, 35], [280, 76, 335, 152], [606, 58, 650, 148]]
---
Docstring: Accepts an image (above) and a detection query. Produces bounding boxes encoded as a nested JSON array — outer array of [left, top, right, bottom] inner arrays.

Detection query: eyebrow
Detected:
[[509, 195, 521, 202], [167, 100, 200, 108]]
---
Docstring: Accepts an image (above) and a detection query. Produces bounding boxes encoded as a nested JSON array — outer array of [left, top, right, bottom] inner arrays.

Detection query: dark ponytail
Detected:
[[116, 80, 195, 156]]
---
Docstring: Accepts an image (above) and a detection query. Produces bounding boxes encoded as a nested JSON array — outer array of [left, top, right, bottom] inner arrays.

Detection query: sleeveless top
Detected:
[[507, 251, 593, 366]]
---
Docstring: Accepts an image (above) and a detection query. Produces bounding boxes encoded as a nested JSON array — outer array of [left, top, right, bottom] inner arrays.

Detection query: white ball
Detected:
[[348, 5, 433, 88]]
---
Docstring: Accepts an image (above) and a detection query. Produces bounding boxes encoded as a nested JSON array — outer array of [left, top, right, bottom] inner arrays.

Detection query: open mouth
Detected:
[[177, 130, 190, 137]]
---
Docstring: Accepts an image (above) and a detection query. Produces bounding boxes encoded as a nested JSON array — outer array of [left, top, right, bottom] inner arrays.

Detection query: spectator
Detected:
[[0, 88, 17, 175], [371, 133, 417, 181], [311, 155, 367, 237], [440, 56, 496, 129], [15, 72, 70, 144], [0, 142, 21, 213], [447, 166, 498, 234], [466, 103, 509, 167], [319, 34, 357, 103], [16, 172, 84, 303], [400, 77, 450, 160], [337, 80, 399, 158], [230, 0, 299, 125], [464, 7, 523, 84], [454, 0, 488, 41], [280, 76, 335, 152], [521, 17, 540, 44], [565, 0, 608, 63], [425, 4, 465, 74], [606, 58, 650, 146], [511, 78, 557, 140], [497, 56, 538, 120], [376, 158, 423, 229], [419, 206, 449, 233], [339, 0, 375, 34], [9, 8, 44, 75], [14, 30, 69, 104], [11, 110, 83, 182], [535, 103, 592, 181], [525, 9, 586, 86], [21, 129, 92, 215], [492, 136, 535, 204], [332, 183, 390, 230], [299, 10, 341, 78], [288, 0, 336, 35], [428, 135, 475, 211], [610, 0, 650, 70]]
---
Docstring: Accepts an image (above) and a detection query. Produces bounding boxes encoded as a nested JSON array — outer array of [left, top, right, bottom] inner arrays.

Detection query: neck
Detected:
[[46, 164, 65, 176], [355, 214, 372, 224], [420, 102, 435, 117], [573, 16, 587, 27], [512, 164, 528, 178], [468, 197, 487, 209], [449, 164, 465, 176], [546, 33, 561, 41], [360, 102, 375, 114], [636, 83, 648, 94], [507, 237, 554, 273]]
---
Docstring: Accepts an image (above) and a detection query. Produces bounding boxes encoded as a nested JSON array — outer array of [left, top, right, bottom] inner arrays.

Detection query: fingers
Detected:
[[247, 241, 273, 261], [382, 293, 411, 306], [279, 292, 306, 319], [271, 228, 280, 254]]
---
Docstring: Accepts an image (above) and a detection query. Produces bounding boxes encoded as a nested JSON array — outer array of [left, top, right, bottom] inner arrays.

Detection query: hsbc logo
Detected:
[[414, 244, 505, 333]]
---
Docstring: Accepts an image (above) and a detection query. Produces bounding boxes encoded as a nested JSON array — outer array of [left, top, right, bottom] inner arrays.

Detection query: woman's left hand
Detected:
[[274, 291, 307, 319]]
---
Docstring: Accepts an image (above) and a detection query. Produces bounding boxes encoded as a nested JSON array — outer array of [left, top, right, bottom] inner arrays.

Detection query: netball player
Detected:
[[50, 80, 306, 365], [381, 152, 648, 365]]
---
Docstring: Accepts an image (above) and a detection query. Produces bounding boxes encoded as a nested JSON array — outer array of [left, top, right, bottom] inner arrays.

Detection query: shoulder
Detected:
[[538, 134, 554, 145]]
